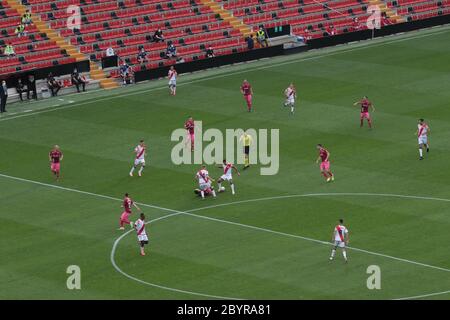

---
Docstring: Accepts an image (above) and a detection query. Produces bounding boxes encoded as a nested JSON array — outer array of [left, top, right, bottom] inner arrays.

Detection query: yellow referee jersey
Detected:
[[240, 134, 253, 146]]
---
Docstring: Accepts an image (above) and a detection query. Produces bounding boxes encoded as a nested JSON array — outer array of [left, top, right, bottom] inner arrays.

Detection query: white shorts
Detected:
[[199, 182, 210, 191], [134, 158, 145, 166], [169, 80, 176, 87], [220, 173, 232, 181], [286, 98, 295, 105], [138, 234, 148, 242], [418, 136, 428, 145], [334, 240, 346, 248]]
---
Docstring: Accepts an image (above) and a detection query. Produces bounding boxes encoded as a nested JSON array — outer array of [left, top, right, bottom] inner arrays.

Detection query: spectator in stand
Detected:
[[21, 9, 33, 25], [352, 17, 361, 32], [106, 46, 115, 57], [15, 23, 26, 37], [256, 26, 269, 47], [326, 24, 336, 36], [4, 43, 15, 56], [303, 27, 312, 42], [47, 72, 61, 96], [205, 46, 215, 58], [0, 80, 8, 113], [137, 47, 148, 64], [120, 61, 132, 84], [27, 74, 37, 100], [246, 34, 255, 50], [166, 41, 177, 59], [16, 78, 28, 101], [153, 28, 165, 42], [381, 13, 392, 27], [71, 68, 86, 93]]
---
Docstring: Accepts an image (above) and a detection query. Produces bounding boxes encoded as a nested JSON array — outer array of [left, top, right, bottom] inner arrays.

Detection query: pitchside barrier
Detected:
[[134, 13, 450, 83]]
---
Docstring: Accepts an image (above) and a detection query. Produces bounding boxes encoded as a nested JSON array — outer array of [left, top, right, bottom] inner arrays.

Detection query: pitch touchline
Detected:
[[1, 26, 449, 123], [0, 172, 448, 299]]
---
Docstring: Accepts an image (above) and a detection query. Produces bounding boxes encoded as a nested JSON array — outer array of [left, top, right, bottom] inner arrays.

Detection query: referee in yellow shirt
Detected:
[[240, 130, 253, 169]]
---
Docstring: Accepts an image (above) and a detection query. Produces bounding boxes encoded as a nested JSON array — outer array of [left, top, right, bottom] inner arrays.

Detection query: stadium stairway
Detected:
[[4, 0, 119, 89], [370, 0, 406, 23], [199, 0, 253, 36]]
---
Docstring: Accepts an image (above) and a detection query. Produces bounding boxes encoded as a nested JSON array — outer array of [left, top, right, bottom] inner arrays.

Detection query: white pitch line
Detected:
[[395, 290, 450, 300], [110, 212, 241, 300], [1, 172, 449, 274], [1, 26, 449, 123]]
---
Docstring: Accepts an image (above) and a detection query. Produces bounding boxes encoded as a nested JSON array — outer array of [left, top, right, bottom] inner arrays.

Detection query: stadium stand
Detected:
[[385, 0, 450, 22], [1, 0, 449, 88]]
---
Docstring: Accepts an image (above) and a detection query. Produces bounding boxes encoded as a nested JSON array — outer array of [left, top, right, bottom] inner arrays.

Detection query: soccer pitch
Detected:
[[0, 26, 449, 300]]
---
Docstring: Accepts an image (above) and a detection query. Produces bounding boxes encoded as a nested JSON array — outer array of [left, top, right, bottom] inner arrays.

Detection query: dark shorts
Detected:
[[244, 146, 250, 155]]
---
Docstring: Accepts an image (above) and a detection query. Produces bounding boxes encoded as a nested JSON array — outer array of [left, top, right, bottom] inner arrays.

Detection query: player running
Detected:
[[330, 219, 349, 263], [194, 165, 216, 199], [184, 116, 195, 152], [416, 118, 430, 160], [134, 213, 148, 256], [49, 145, 63, 181], [168, 66, 177, 96], [353, 96, 375, 129], [240, 80, 253, 112], [283, 83, 297, 115], [129, 140, 146, 177], [119, 193, 141, 230], [217, 159, 240, 195], [316, 144, 334, 182], [239, 130, 253, 170]]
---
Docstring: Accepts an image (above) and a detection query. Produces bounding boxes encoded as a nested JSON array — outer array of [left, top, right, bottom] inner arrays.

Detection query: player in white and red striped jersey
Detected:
[[216, 159, 240, 195], [129, 139, 147, 177], [119, 193, 141, 230], [330, 219, 349, 262], [283, 83, 297, 115], [168, 66, 177, 96], [134, 213, 148, 256], [416, 118, 430, 160], [194, 165, 216, 199]]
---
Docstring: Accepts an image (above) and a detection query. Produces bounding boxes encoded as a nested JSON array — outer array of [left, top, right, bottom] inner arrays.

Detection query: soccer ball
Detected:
[[219, 186, 226, 192]]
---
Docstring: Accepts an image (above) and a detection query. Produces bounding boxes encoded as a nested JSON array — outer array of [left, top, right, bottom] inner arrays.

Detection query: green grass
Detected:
[[0, 26, 449, 300]]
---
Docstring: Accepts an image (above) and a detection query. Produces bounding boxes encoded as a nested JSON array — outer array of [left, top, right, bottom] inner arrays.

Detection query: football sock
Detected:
[[200, 191, 205, 199], [138, 166, 144, 175], [230, 184, 235, 195], [212, 190, 216, 197], [330, 249, 336, 259], [218, 182, 222, 189], [419, 148, 423, 157], [343, 250, 347, 260], [130, 167, 135, 175], [322, 172, 329, 179], [290, 106, 294, 114]]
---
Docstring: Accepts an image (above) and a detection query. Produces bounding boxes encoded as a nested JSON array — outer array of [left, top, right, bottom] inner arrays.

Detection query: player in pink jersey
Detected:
[[129, 139, 147, 177], [353, 96, 375, 128], [184, 116, 195, 152], [240, 80, 253, 112], [416, 118, 430, 160], [330, 219, 349, 262], [216, 159, 240, 195], [168, 66, 177, 96], [119, 193, 141, 230], [49, 145, 63, 181], [316, 144, 334, 182]]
